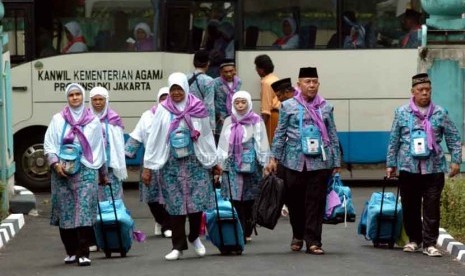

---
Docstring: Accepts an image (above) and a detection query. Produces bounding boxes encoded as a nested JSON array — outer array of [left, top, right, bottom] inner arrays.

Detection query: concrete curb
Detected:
[[0, 213, 25, 250], [438, 228, 465, 264]]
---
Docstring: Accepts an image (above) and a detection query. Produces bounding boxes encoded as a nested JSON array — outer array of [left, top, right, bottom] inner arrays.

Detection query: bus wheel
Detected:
[[14, 132, 50, 191]]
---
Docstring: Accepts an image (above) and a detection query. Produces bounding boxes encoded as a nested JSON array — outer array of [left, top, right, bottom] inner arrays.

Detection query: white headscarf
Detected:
[[283, 17, 297, 35], [157, 86, 169, 102], [134, 22, 152, 38], [64, 21, 83, 38], [167, 72, 190, 111], [65, 83, 86, 121], [88, 86, 127, 180], [89, 86, 109, 119], [231, 91, 253, 121], [217, 90, 270, 168]]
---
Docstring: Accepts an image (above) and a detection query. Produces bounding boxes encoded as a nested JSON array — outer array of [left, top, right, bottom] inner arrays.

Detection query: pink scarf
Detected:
[[61, 106, 95, 162], [294, 94, 329, 145], [409, 97, 438, 153], [221, 76, 240, 116], [162, 94, 209, 141], [229, 111, 261, 166]]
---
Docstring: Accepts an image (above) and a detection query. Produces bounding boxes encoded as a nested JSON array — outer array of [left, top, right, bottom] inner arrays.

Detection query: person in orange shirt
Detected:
[[254, 55, 280, 143]]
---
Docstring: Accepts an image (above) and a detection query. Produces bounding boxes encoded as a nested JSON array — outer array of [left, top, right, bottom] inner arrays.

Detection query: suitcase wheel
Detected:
[[388, 242, 394, 249], [120, 250, 127, 257], [105, 250, 111, 258], [373, 242, 380, 248], [235, 250, 243, 255]]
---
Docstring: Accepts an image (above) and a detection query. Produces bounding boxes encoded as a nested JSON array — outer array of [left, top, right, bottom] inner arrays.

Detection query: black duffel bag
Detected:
[[252, 174, 285, 230]]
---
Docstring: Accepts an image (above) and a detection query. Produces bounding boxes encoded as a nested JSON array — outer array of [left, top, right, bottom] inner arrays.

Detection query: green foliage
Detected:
[[441, 177, 465, 243]]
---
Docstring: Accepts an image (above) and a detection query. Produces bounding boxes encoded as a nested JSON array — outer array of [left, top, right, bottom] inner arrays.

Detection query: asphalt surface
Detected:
[[0, 185, 463, 276]]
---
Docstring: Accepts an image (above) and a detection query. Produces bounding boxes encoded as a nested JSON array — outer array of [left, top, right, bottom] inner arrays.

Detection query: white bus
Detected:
[[3, 0, 424, 190]]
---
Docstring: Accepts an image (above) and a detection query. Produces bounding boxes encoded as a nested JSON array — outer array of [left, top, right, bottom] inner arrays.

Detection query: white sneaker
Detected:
[[163, 230, 172, 238], [78, 257, 91, 266], [191, 237, 206, 257], [64, 255, 76, 264], [89, 245, 98, 252], [154, 223, 162, 236], [403, 242, 419, 252], [164, 249, 182, 261]]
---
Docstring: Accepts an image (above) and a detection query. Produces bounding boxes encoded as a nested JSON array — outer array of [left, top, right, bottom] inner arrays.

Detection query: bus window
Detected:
[[164, 1, 235, 54], [241, 0, 423, 50], [2, 4, 34, 66]]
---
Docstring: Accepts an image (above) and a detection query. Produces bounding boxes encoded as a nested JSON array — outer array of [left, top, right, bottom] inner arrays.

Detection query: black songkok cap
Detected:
[[298, 67, 318, 78], [220, 58, 235, 68], [412, 73, 430, 87], [193, 50, 210, 66], [271, 78, 293, 92]]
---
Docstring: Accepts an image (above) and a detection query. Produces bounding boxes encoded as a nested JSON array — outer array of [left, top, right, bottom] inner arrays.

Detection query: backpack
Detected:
[[324, 173, 356, 225], [252, 174, 285, 230]]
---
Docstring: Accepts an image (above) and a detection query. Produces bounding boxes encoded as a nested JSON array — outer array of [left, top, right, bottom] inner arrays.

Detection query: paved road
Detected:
[[0, 186, 463, 276]]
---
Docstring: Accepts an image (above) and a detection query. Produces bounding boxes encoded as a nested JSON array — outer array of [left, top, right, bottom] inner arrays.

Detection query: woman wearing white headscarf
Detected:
[[128, 22, 154, 52], [125, 87, 172, 238], [62, 21, 88, 54], [89, 86, 127, 201], [272, 17, 299, 49], [217, 91, 270, 242], [142, 72, 221, 261], [44, 83, 107, 266]]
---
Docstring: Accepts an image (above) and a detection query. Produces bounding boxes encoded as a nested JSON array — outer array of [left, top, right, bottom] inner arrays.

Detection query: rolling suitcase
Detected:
[[206, 180, 245, 255], [94, 183, 134, 257], [358, 177, 402, 248]]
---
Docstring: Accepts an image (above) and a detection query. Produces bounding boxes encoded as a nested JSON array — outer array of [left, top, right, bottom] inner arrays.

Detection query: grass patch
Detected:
[[441, 177, 465, 243]]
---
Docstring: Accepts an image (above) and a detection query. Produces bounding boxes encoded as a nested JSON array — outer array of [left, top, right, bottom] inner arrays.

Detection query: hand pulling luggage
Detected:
[[94, 183, 134, 257], [206, 177, 245, 255], [358, 176, 402, 249]]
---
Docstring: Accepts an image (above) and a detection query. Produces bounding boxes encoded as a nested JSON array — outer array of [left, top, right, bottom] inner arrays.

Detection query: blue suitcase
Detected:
[[358, 177, 402, 248], [206, 189, 245, 255], [94, 184, 134, 257]]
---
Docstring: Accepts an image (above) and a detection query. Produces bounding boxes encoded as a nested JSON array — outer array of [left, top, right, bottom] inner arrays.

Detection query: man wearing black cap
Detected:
[[271, 78, 296, 102], [187, 50, 216, 132], [254, 54, 280, 144], [386, 73, 461, 257], [212, 59, 242, 142], [266, 67, 341, 255]]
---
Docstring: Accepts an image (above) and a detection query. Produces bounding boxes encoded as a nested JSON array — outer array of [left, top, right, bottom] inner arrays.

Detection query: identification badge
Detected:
[[413, 137, 427, 155], [175, 147, 189, 158], [306, 138, 320, 153]]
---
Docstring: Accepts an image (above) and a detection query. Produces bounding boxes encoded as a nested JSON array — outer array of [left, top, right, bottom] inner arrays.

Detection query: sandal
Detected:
[[290, 238, 303, 251], [306, 245, 325, 255], [422, 246, 442, 257], [403, 242, 419, 253]]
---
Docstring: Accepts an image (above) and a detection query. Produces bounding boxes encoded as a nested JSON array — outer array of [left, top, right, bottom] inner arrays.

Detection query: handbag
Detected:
[[58, 122, 82, 175], [236, 142, 257, 174], [409, 113, 430, 158], [299, 104, 322, 156], [169, 128, 194, 158]]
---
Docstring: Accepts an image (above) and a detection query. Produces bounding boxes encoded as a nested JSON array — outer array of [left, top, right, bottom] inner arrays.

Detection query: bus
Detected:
[[3, 0, 424, 190]]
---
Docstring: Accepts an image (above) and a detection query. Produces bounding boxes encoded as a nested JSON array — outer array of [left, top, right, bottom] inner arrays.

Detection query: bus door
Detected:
[[163, 1, 196, 53]]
